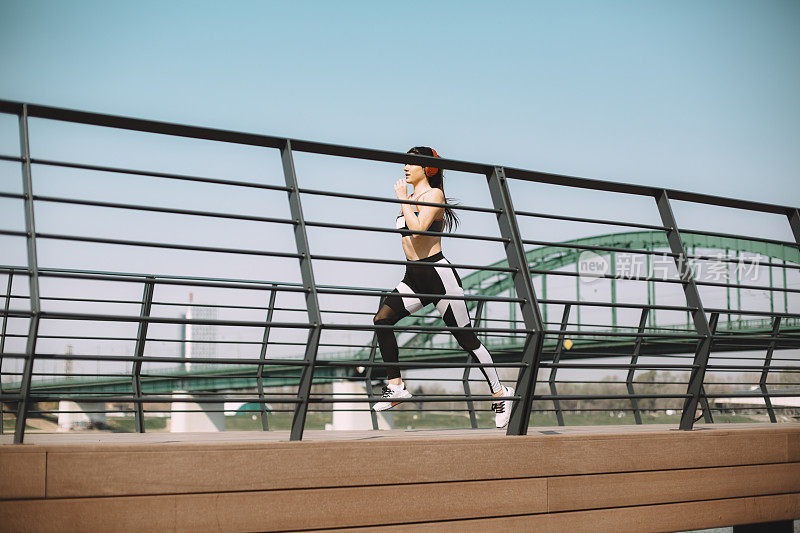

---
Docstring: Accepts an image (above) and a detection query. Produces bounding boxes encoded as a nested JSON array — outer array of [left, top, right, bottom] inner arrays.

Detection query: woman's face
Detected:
[[404, 163, 427, 186]]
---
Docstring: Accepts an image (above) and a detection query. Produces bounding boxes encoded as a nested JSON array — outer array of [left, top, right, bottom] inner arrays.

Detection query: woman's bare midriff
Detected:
[[402, 233, 442, 261]]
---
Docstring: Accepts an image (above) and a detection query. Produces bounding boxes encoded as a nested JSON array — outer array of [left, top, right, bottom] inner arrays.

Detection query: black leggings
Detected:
[[372, 252, 502, 393]]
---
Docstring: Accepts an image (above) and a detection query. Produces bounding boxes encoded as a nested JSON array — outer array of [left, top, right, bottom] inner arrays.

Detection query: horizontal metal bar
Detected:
[[540, 363, 698, 369], [307, 394, 518, 403], [2, 394, 522, 404], [13, 295, 295, 314], [304, 218, 509, 243], [0, 354, 526, 372], [679, 227, 799, 248], [21, 309, 531, 334], [702, 391, 800, 398], [325, 323, 534, 334], [23, 310, 315, 328], [543, 329, 704, 339], [703, 307, 800, 318], [532, 267, 687, 286], [542, 265, 800, 294], [704, 364, 800, 371], [33, 194, 297, 226], [1, 99, 796, 215], [309, 254, 517, 273], [298, 186, 501, 214], [0, 351, 311, 366], [693, 278, 800, 294], [316, 286, 523, 302], [521, 237, 680, 258], [33, 232, 304, 260], [711, 332, 800, 339], [533, 393, 691, 400], [0, 191, 25, 200], [683, 254, 800, 271], [514, 208, 670, 232], [30, 269, 308, 294], [0, 264, 306, 289], [502, 166, 797, 216], [29, 156, 292, 193], [7, 395, 303, 403], [538, 298, 698, 312]]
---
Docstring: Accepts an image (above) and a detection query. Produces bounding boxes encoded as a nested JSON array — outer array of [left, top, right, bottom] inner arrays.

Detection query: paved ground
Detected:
[[2, 422, 794, 445]]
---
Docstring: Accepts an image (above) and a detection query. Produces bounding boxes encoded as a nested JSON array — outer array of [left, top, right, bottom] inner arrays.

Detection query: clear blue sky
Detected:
[[1, 0, 798, 205]]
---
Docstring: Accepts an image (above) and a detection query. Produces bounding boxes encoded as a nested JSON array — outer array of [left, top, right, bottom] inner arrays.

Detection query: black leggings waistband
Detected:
[[407, 251, 445, 263]]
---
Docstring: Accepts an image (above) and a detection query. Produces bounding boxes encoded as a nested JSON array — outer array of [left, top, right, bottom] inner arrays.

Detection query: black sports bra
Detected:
[[396, 190, 445, 235]]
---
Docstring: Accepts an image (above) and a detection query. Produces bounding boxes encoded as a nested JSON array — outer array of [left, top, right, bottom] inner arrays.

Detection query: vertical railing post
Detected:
[[654, 190, 714, 430], [363, 295, 386, 430], [788, 208, 800, 251], [485, 167, 546, 436], [725, 249, 732, 326], [14, 104, 42, 444], [697, 313, 719, 424], [626, 307, 649, 424], [281, 140, 323, 441], [574, 258, 581, 331], [549, 304, 571, 426], [760, 316, 782, 423], [610, 252, 617, 330], [541, 275, 548, 327], [736, 250, 742, 329], [131, 276, 155, 433], [462, 300, 485, 429], [364, 290, 386, 430], [365, 331, 381, 430], [0, 270, 13, 434], [256, 284, 278, 431], [782, 258, 788, 314]]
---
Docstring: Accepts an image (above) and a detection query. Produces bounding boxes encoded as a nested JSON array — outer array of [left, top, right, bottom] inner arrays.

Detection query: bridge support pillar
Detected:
[[170, 392, 225, 432], [331, 381, 393, 430], [57, 401, 106, 431]]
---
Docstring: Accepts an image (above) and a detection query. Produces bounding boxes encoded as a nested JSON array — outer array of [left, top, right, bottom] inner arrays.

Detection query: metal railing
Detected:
[[0, 99, 798, 443]]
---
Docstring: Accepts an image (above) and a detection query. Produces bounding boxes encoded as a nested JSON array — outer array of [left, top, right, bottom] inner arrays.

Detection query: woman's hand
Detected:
[[394, 178, 408, 200]]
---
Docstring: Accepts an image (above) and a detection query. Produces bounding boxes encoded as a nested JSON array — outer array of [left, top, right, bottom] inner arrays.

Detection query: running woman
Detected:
[[371, 146, 515, 428]]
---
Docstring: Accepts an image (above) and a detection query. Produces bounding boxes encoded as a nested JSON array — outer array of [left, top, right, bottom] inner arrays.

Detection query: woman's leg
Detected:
[[373, 304, 404, 383], [429, 259, 504, 394], [373, 281, 423, 383], [442, 312, 504, 394]]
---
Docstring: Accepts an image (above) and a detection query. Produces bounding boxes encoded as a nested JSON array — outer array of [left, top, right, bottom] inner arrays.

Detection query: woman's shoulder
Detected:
[[420, 188, 445, 201]]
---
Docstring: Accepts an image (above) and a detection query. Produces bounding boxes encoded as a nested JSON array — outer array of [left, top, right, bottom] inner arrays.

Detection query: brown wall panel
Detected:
[[548, 462, 800, 512], [0, 477, 547, 532], [0, 496, 179, 533], [330, 493, 800, 533], [0, 449, 46, 499], [788, 431, 800, 462], [44, 427, 797, 498]]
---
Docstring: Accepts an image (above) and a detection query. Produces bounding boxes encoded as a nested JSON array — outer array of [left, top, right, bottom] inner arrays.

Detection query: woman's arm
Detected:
[[394, 182, 445, 232]]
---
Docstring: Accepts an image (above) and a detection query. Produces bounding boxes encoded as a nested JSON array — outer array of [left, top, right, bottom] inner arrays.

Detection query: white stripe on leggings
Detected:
[[433, 258, 470, 327], [396, 281, 423, 313], [472, 344, 502, 393]]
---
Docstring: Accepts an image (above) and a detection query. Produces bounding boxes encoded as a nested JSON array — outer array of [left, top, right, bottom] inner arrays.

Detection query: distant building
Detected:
[[181, 293, 217, 371]]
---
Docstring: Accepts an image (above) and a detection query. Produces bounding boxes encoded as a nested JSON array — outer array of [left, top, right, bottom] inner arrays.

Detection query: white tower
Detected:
[[184, 292, 217, 371]]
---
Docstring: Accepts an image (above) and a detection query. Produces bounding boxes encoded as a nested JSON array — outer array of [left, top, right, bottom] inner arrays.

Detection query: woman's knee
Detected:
[[374, 305, 397, 325], [453, 331, 481, 352]]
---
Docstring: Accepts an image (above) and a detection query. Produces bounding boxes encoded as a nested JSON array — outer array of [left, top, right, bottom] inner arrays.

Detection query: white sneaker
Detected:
[[373, 383, 413, 411], [492, 386, 514, 428]]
